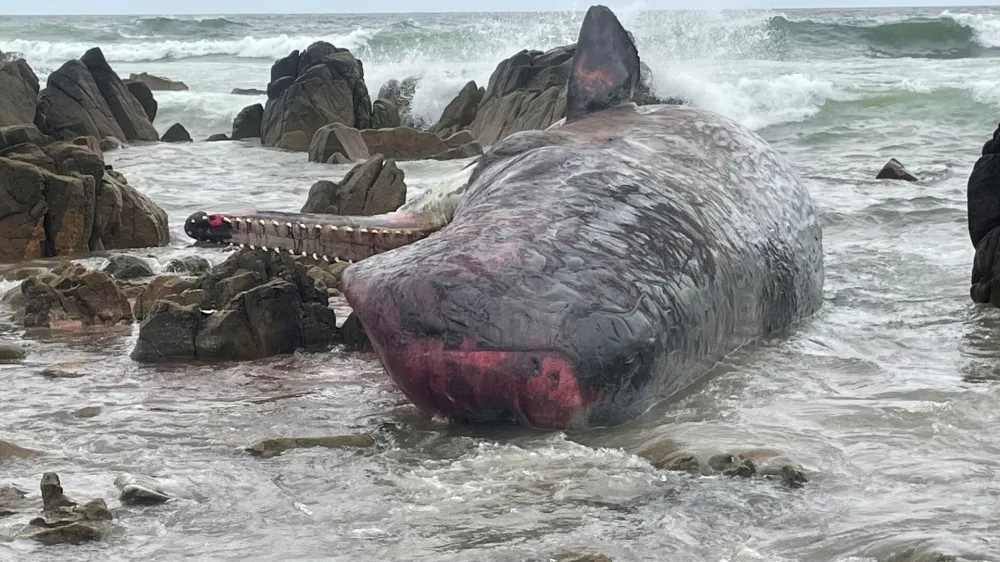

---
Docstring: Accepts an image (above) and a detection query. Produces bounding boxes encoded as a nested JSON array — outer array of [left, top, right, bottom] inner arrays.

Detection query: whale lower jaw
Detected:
[[365, 335, 600, 430]]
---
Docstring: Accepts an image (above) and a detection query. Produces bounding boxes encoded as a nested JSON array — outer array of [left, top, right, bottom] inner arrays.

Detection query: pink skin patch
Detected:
[[207, 214, 224, 228], [574, 53, 614, 90], [368, 336, 599, 430]]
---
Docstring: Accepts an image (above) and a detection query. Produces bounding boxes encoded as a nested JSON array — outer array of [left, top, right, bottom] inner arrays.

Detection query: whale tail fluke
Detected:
[[565, 5, 641, 122]]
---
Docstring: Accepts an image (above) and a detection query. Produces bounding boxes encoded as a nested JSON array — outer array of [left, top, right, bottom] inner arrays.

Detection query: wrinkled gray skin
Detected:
[[342, 101, 825, 429]]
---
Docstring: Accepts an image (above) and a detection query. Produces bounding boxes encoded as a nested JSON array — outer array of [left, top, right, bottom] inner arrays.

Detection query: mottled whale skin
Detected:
[[185, 5, 824, 430]]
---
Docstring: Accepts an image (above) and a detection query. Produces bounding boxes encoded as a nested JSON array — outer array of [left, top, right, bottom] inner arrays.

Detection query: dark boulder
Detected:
[[0, 58, 39, 127], [161, 123, 192, 143], [359, 126, 482, 161], [164, 256, 211, 275], [101, 255, 154, 280], [124, 81, 157, 123], [37, 60, 126, 142], [0, 125, 47, 150], [302, 154, 405, 216], [371, 99, 400, 130], [19, 265, 132, 328], [81, 48, 159, 142], [231, 88, 266, 96], [206, 133, 230, 142], [431, 80, 484, 139], [92, 173, 170, 251], [969, 128, 1000, 305], [128, 72, 188, 91], [261, 42, 372, 149], [231, 103, 263, 140], [308, 122, 369, 163], [876, 158, 918, 182], [377, 76, 420, 128], [132, 249, 338, 362]]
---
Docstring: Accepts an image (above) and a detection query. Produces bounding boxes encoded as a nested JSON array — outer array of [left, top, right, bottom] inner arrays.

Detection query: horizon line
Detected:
[[4, 3, 995, 17]]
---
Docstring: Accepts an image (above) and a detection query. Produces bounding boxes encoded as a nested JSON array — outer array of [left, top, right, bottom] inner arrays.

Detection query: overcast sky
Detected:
[[8, 0, 993, 15]]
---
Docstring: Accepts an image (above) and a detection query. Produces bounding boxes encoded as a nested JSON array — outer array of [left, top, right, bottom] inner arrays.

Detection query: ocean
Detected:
[[2, 5, 1000, 561]]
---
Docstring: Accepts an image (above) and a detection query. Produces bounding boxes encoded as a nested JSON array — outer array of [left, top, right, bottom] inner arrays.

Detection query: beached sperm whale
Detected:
[[185, 5, 824, 429]]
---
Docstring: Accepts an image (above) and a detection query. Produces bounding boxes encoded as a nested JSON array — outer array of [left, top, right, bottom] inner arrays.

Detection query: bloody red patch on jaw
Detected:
[[207, 214, 224, 228]]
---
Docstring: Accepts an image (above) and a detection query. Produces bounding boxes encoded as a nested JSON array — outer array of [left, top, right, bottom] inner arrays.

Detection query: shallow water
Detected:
[[4, 5, 1000, 562]]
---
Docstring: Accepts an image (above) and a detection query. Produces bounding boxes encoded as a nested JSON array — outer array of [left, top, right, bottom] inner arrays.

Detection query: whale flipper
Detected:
[[565, 4, 641, 122]]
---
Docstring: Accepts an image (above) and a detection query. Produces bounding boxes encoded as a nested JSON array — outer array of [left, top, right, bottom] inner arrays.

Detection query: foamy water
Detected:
[[2, 6, 1000, 562]]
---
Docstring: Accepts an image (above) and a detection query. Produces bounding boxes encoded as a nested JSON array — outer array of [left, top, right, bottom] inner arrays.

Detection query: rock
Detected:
[[359, 126, 483, 161], [0, 143, 55, 173], [0, 440, 41, 462], [114, 473, 172, 506], [99, 136, 121, 151], [377, 76, 420, 128], [125, 80, 157, 122], [102, 254, 154, 280], [232, 103, 263, 140], [24, 473, 112, 546], [0, 342, 26, 362], [80, 48, 159, 142], [276, 131, 309, 152], [131, 300, 204, 362], [0, 124, 47, 150], [93, 173, 170, 251], [164, 256, 211, 276], [0, 58, 39, 128], [428, 143, 484, 161], [133, 275, 196, 321], [261, 42, 372, 148], [552, 548, 613, 562], [128, 72, 188, 91], [0, 484, 28, 517], [371, 99, 400, 129], [42, 140, 104, 182], [302, 154, 405, 215], [432, 80, 484, 138], [308, 122, 369, 163], [231, 88, 266, 96], [339, 312, 370, 351], [72, 405, 103, 418], [21, 266, 133, 327], [41, 362, 90, 378], [246, 434, 376, 459], [133, 249, 338, 362], [162, 123, 192, 143], [470, 43, 676, 146], [0, 157, 51, 262], [36, 60, 124, 141], [306, 266, 338, 293], [876, 158, 918, 182], [206, 133, 230, 142]]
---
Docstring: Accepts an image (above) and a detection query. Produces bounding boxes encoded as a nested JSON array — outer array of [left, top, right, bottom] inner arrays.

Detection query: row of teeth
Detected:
[[225, 241, 356, 264], [220, 217, 421, 236]]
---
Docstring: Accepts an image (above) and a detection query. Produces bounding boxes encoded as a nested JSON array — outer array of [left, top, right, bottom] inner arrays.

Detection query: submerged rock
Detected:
[[114, 473, 172, 506], [19, 264, 133, 328], [552, 548, 613, 562], [164, 256, 211, 276], [247, 434, 376, 459], [876, 158, 918, 182], [41, 361, 92, 379], [0, 440, 42, 462], [102, 254, 154, 280], [128, 72, 188, 91], [646, 445, 808, 488], [21, 473, 112, 545], [161, 123, 192, 143], [0, 484, 28, 517], [231, 88, 265, 96], [0, 342, 26, 362]]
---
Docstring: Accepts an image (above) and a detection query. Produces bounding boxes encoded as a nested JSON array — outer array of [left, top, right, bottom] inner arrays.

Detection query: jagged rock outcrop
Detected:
[[359, 127, 482, 161], [431, 80, 484, 138], [377, 76, 420, 128], [37, 49, 159, 142], [128, 72, 188, 91], [371, 99, 400, 129], [124, 80, 157, 122], [81, 48, 159, 142], [131, 249, 339, 362], [301, 154, 405, 216], [0, 58, 39, 127], [470, 44, 678, 145], [0, 124, 47, 150], [17, 263, 133, 328], [0, 140, 169, 263], [261, 42, 372, 150], [232, 103, 263, 140], [969, 125, 1000, 306], [308, 123, 369, 163]]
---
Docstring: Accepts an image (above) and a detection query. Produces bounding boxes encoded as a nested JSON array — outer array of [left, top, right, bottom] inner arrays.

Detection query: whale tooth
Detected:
[[359, 227, 369, 233], [223, 217, 232, 224], [272, 220, 279, 226], [344, 227, 353, 233], [329, 225, 338, 231], [259, 219, 266, 226], [239, 244, 245, 248], [322, 255, 329, 262], [314, 224, 322, 230], [333, 257, 342, 263], [301, 251, 307, 257], [274, 247, 280, 253], [189, 218, 196, 224], [249, 245, 255, 250], [391, 229, 402, 235], [288, 249, 295, 255], [347, 259, 354, 264], [311, 252, 318, 260], [286, 222, 292, 228], [261, 245, 268, 251], [298, 223, 306, 230]]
